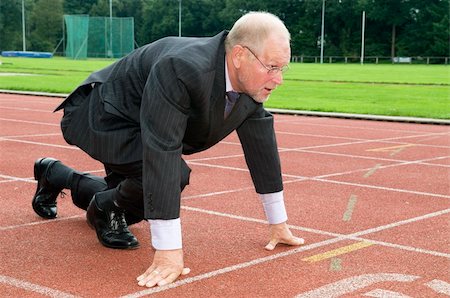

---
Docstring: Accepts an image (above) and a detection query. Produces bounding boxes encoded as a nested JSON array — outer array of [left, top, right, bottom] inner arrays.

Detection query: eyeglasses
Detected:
[[242, 46, 289, 75]]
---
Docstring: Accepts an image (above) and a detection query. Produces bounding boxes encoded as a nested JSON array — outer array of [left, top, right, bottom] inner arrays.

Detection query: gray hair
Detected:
[[225, 11, 290, 54]]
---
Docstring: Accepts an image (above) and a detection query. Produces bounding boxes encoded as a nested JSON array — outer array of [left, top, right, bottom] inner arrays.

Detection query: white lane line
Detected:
[[188, 157, 450, 199], [0, 174, 35, 183], [1, 133, 61, 139], [1, 146, 448, 200], [418, 135, 444, 142], [425, 279, 450, 295], [181, 178, 305, 201], [296, 149, 450, 167], [349, 208, 450, 239], [187, 153, 245, 162], [343, 232, 450, 258], [0, 117, 59, 126], [3, 201, 448, 259], [0, 138, 77, 149], [119, 237, 345, 298], [316, 155, 450, 179], [181, 187, 254, 200], [182, 205, 450, 258], [0, 106, 55, 113], [2, 110, 448, 296], [0, 169, 105, 184], [277, 130, 449, 143], [187, 161, 248, 172], [0, 215, 83, 231], [1, 156, 447, 200], [362, 289, 413, 298], [314, 178, 450, 199], [276, 118, 450, 135], [120, 205, 449, 297], [295, 273, 419, 298], [0, 275, 81, 298]]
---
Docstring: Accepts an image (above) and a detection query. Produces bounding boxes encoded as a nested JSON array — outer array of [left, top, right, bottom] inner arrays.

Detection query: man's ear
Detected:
[[231, 45, 245, 69]]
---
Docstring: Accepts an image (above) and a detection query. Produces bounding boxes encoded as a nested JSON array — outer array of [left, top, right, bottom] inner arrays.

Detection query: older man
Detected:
[[32, 11, 304, 287]]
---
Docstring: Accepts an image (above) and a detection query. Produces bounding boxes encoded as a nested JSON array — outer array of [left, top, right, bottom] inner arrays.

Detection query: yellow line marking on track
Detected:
[[343, 194, 357, 221], [366, 144, 416, 156], [302, 241, 374, 263]]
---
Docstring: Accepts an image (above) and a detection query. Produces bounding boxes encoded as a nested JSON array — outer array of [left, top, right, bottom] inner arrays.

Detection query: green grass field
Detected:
[[0, 56, 449, 119]]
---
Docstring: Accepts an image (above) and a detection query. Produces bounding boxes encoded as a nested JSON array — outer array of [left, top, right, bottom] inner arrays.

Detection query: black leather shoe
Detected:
[[32, 158, 63, 219], [86, 196, 140, 249]]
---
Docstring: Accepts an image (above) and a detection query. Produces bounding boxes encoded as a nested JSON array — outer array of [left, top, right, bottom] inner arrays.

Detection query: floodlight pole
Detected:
[[22, 0, 26, 51], [178, 0, 182, 37], [320, 0, 325, 64], [110, 0, 113, 57], [361, 11, 366, 65]]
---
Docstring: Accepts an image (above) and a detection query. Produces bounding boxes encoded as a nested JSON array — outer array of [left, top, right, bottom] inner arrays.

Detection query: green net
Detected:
[[64, 15, 89, 59], [64, 15, 134, 59]]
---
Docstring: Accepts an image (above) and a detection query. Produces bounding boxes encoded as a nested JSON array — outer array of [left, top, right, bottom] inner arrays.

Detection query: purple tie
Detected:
[[224, 91, 239, 118]]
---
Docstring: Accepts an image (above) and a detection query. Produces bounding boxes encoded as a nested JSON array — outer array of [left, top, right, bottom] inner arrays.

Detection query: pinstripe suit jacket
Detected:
[[56, 31, 283, 219]]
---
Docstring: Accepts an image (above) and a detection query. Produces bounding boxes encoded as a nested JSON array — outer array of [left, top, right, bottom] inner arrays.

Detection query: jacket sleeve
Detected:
[[140, 57, 191, 220], [236, 107, 283, 194]]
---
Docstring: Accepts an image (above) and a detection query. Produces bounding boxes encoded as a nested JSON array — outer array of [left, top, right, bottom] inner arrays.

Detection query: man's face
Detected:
[[235, 34, 290, 103]]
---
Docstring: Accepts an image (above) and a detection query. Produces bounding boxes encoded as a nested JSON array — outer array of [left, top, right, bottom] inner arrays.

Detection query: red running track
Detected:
[[1, 93, 449, 297]]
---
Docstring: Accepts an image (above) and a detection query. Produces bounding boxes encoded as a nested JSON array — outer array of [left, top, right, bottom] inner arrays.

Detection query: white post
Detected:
[[109, 0, 113, 57], [22, 0, 26, 51], [320, 0, 325, 64], [361, 11, 366, 65], [178, 0, 182, 37]]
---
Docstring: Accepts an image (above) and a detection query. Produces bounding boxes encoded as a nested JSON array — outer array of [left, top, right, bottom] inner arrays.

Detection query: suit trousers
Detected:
[[70, 161, 143, 225], [70, 159, 191, 225], [60, 84, 192, 223]]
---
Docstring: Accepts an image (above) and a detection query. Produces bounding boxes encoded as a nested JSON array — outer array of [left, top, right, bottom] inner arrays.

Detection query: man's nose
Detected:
[[272, 71, 283, 85]]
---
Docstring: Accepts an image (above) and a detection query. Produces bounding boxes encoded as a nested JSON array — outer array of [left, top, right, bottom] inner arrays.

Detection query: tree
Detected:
[[181, 0, 226, 37], [28, 0, 63, 52], [324, 0, 363, 57], [1, 0, 447, 59], [291, 1, 322, 57], [362, 0, 413, 59], [63, 0, 97, 14], [115, 0, 144, 46], [139, 0, 179, 43], [398, 0, 449, 57], [0, 0, 23, 51]]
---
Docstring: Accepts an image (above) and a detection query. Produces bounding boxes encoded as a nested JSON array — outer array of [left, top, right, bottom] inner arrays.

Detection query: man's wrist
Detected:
[[259, 191, 288, 224], [149, 218, 183, 250]]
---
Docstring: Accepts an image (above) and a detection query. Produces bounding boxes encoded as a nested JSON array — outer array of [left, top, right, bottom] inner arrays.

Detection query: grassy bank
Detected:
[[0, 56, 449, 119]]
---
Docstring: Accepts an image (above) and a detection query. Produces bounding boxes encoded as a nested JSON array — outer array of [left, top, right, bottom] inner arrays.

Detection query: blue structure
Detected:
[[1, 51, 53, 58]]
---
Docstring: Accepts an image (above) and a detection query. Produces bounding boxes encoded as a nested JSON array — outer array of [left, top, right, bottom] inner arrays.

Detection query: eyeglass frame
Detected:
[[242, 45, 290, 75]]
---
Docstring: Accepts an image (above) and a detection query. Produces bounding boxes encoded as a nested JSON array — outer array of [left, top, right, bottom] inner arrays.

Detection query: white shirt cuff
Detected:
[[149, 218, 182, 250], [259, 191, 288, 224]]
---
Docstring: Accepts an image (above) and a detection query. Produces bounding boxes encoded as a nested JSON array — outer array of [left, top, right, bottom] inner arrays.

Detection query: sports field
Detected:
[[1, 93, 449, 297], [0, 57, 449, 119]]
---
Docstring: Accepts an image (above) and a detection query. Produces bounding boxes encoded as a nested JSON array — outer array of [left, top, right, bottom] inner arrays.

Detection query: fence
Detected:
[[291, 56, 450, 64]]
